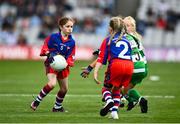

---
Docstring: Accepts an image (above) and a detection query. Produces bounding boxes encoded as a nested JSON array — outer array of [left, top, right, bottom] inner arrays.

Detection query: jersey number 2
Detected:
[[116, 42, 131, 60]]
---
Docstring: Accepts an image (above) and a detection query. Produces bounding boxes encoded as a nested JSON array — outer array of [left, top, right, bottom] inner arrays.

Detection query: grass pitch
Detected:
[[0, 60, 180, 123]]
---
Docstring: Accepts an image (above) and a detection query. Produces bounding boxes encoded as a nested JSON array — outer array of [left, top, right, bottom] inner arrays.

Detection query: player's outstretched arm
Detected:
[[94, 62, 102, 84], [80, 59, 97, 78]]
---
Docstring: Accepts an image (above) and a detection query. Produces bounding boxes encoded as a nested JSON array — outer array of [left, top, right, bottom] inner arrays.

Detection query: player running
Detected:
[[30, 17, 76, 112], [123, 16, 148, 113], [93, 16, 134, 119], [81, 16, 148, 114]]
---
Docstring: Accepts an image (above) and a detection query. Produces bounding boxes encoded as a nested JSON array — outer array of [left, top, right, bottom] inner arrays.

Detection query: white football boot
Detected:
[[110, 111, 119, 119]]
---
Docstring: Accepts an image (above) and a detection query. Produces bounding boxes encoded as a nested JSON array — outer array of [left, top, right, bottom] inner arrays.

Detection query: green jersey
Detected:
[[126, 34, 148, 85]]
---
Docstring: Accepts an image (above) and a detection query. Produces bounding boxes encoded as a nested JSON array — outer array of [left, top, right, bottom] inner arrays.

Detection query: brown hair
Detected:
[[58, 17, 74, 27], [108, 16, 126, 45]]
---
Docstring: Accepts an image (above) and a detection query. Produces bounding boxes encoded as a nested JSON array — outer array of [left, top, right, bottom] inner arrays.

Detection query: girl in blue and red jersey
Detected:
[[93, 16, 133, 119], [31, 17, 75, 112]]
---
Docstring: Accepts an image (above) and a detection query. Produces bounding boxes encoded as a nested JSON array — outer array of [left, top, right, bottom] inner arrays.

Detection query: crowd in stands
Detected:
[[137, 0, 180, 34], [0, 0, 113, 46], [136, 0, 180, 47], [0, 0, 180, 47]]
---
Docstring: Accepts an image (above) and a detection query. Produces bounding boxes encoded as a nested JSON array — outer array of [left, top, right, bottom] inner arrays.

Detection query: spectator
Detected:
[[146, 6, 156, 27], [17, 34, 27, 46], [166, 9, 178, 32], [156, 14, 167, 29], [0, 20, 17, 45]]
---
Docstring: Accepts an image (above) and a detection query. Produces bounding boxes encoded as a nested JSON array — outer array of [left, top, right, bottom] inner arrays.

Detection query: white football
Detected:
[[50, 55, 67, 71]]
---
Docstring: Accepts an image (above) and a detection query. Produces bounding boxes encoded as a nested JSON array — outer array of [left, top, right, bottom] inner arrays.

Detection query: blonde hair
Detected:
[[124, 16, 142, 41], [108, 16, 126, 45]]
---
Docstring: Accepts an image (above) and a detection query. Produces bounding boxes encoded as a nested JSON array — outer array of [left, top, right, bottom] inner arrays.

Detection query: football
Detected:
[[50, 55, 67, 71]]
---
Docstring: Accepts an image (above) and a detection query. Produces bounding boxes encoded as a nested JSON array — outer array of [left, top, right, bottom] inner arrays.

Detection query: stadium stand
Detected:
[[0, 0, 113, 48], [137, 0, 180, 48], [0, 0, 180, 61]]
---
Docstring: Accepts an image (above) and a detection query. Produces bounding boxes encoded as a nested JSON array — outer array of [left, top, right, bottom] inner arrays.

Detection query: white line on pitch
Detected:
[[0, 94, 175, 98]]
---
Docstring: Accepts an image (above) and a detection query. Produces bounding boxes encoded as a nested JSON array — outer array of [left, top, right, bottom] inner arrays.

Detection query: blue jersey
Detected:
[[47, 33, 75, 60], [109, 34, 132, 61], [97, 33, 132, 65]]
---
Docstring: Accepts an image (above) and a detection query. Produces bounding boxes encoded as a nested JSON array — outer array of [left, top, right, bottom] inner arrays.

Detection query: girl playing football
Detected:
[[80, 16, 148, 117], [31, 17, 75, 112], [123, 16, 148, 113], [93, 16, 133, 119]]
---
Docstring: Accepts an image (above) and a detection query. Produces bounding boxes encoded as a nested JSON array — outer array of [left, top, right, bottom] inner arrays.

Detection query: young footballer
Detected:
[[81, 16, 148, 114], [123, 16, 148, 113], [31, 17, 76, 112], [94, 16, 133, 119]]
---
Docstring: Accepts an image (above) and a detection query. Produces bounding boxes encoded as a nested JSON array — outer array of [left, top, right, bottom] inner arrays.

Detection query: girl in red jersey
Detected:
[[31, 17, 75, 112], [93, 16, 133, 119]]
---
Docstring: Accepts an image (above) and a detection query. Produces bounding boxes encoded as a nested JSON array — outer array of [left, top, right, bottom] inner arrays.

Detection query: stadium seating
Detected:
[[0, 0, 179, 48], [137, 0, 180, 47]]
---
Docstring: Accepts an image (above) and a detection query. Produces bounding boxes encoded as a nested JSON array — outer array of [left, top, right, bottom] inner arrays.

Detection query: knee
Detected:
[[47, 80, 57, 88]]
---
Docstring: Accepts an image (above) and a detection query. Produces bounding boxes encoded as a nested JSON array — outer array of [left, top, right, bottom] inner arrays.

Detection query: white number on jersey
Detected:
[[132, 52, 144, 62], [116, 41, 131, 60]]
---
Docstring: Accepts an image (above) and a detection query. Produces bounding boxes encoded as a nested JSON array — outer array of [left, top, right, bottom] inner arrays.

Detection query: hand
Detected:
[[80, 65, 93, 78], [92, 49, 100, 56], [48, 56, 54, 64], [47, 52, 57, 63], [81, 67, 89, 78]]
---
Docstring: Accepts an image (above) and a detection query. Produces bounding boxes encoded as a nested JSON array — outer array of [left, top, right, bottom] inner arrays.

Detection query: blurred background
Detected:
[[0, 0, 180, 61]]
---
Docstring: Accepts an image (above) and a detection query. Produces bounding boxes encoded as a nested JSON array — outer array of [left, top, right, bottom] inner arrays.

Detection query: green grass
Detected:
[[0, 60, 180, 123]]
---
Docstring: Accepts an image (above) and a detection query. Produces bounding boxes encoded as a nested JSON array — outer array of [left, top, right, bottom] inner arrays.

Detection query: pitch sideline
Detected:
[[0, 93, 175, 98]]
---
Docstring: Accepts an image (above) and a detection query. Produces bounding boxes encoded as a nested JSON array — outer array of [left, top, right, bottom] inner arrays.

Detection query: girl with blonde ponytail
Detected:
[[123, 16, 148, 113], [80, 16, 148, 114], [93, 16, 133, 119]]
